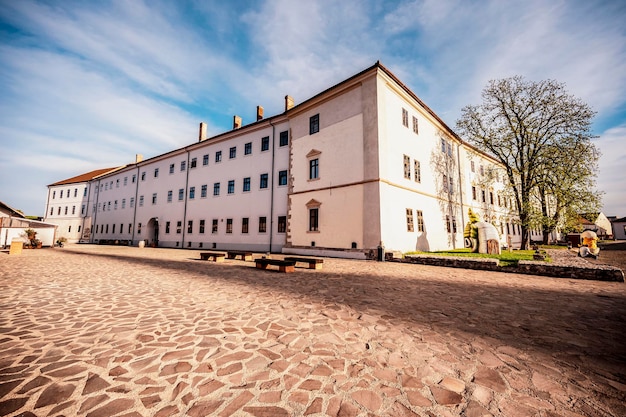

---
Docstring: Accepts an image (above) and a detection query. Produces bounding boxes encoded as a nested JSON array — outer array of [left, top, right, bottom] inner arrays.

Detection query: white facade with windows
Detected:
[[44, 62, 532, 257]]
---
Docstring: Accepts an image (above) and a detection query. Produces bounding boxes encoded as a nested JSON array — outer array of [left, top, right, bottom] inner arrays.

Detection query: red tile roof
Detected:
[[48, 167, 121, 186]]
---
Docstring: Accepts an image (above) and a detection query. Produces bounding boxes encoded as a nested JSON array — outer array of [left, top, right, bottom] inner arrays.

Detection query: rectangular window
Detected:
[[309, 114, 319, 134], [309, 159, 319, 180], [443, 175, 448, 193], [412, 116, 419, 134], [279, 130, 289, 146], [441, 138, 447, 153], [226, 219, 233, 234], [50, 207, 53, 215], [167, 190, 173, 202], [169, 163, 175, 174], [215, 151, 222, 162], [480, 165, 484, 176], [228, 180, 235, 194], [497, 194, 501, 206], [244, 142, 252, 155], [261, 136, 270, 151], [446, 215, 451, 233], [452, 217, 457, 233], [176, 221, 182, 234], [449, 177, 454, 194], [402, 108, 409, 127], [490, 191, 494, 205], [259, 216, 267, 233], [154, 168, 159, 178], [187, 220, 193, 234], [112, 224, 115, 234], [242, 217, 249, 234], [203, 154, 209, 165], [190, 157, 197, 168], [471, 161, 475, 172], [137, 223, 142, 234], [180, 161, 186, 171], [229, 147, 236, 159], [130, 197, 135, 208], [472, 186, 477, 200], [152, 193, 157, 204], [139, 196, 144, 207], [414, 160, 421, 183], [309, 208, 319, 231], [482, 189, 486, 203], [403, 155, 411, 179], [278, 216, 286, 233], [82, 204, 86, 214], [189, 186, 195, 199], [199, 220, 205, 234], [213, 183, 220, 196], [74, 188, 79, 196], [179, 188, 184, 201], [53, 191, 56, 199], [416, 210, 424, 232], [141, 172, 146, 181], [406, 208, 414, 232], [243, 177, 251, 192], [260, 173, 268, 189], [278, 170, 287, 186], [165, 221, 170, 234], [212, 219, 218, 234], [201, 184, 207, 198], [72, 205, 76, 214]]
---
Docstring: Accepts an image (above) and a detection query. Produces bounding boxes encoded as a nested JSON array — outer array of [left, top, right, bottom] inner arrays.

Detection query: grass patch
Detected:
[[405, 248, 551, 267]]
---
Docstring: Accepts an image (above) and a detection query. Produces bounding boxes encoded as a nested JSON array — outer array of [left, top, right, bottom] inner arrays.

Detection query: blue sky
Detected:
[[1, 0, 625, 217]]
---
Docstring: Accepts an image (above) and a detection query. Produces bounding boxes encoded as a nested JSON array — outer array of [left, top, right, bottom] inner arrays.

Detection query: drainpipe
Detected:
[[456, 143, 465, 247], [269, 119, 276, 253], [131, 166, 140, 244], [92, 179, 101, 243], [181, 150, 191, 248], [82, 182, 91, 242]]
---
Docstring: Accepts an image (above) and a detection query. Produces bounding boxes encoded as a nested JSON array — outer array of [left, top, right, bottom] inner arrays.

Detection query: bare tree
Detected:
[[456, 76, 597, 249]]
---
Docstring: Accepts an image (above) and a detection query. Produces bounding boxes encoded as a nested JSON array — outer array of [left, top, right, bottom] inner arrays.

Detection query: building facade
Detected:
[[44, 62, 535, 258]]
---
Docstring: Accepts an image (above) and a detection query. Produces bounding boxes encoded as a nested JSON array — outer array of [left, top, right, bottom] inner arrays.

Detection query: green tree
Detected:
[[456, 76, 598, 249]]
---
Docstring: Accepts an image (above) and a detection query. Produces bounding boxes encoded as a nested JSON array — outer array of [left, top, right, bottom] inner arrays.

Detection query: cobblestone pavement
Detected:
[[1, 245, 625, 417]]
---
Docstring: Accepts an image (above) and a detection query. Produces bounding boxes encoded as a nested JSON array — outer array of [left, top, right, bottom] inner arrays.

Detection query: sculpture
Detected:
[[578, 230, 600, 259], [464, 208, 501, 254]]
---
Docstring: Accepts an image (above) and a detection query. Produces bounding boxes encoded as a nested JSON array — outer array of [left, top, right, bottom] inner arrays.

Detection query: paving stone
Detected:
[[0, 397, 28, 415], [83, 373, 110, 395], [243, 406, 290, 417], [473, 367, 507, 393], [34, 382, 75, 408], [337, 400, 361, 417], [351, 389, 383, 412], [187, 400, 224, 417], [259, 390, 282, 403], [388, 401, 422, 417], [440, 376, 465, 393], [431, 386, 463, 405], [86, 398, 135, 417], [0, 380, 22, 399]]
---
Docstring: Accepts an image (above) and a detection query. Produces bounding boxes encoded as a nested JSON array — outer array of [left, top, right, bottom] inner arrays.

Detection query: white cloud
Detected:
[[594, 125, 626, 216]]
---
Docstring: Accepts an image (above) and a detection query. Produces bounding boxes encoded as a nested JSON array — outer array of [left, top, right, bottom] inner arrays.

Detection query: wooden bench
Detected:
[[255, 258, 296, 273], [284, 257, 324, 270], [227, 250, 254, 261], [200, 251, 227, 262]]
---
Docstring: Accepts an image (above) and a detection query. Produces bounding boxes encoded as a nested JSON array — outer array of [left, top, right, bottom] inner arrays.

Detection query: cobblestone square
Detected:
[[1, 245, 625, 416]]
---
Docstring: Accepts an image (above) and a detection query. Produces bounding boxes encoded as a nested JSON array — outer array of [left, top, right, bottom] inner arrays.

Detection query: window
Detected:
[[64, 206, 68, 215], [154, 168, 159, 178], [261, 136, 270, 151], [82, 204, 86, 214], [452, 217, 457, 233], [226, 218, 233, 234], [259, 216, 267, 233], [123, 177, 128, 186], [176, 221, 182, 234], [107, 202, 111, 211], [449, 177, 454, 194], [201, 185, 207, 198], [242, 217, 249, 234], [137, 223, 142, 235], [309, 159, 319, 180], [228, 180, 235, 194], [190, 157, 197, 168], [480, 165, 484, 176], [497, 194, 501, 206], [132, 174, 137, 183], [471, 161, 475, 172], [481, 189, 486, 203], [139, 196, 144, 207], [441, 138, 447, 153], [278, 170, 287, 186], [406, 209, 414, 232], [105, 183, 108, 191], [202, 154, 209, 165], [58, 207, 61, 215], [53, 191, 56, 199], [402, 108, 409, 127], [152, 193, 157, 204], [72, 206, 76, 214], [112, 224, 115, 234], [403, 155, 411, 179], [199, 220, 205, 234], [167, 190, 173, 202], [243, 177, 251, 192], [189, 186, 195, 199], [178, 188, 184, 201], [260, 174, 268, 189], [443, 175, 448, 193], [416, 210, 424, 232], [169, 163, 175, 174], [213, 183, 220, 196], [215, 151, 222, 163], [309, 208, 319, 231], [414, 160, 421, 183], [446, 215, 451, 233], [489, 191, 494, 205], [309, 114, 319, 134], [74, 188, 78, 197], [165, 221, 170, 234], [412, 116, 419, 134], [187, 220, 193, 234], [244, 142, 252, 155], [50, 207, 54, 215], [279, 131, 288, 146], [212, 219, 218, 234], [130, 197, 135, 208], [472, 186, 477, 200], [278, 216, 286, 233], [141, 172, 146, 181], [229, 147, 236, 159], [181, 161, 186, 171]]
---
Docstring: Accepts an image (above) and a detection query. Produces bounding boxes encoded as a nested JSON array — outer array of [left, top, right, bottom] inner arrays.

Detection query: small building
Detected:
[[610, 216, 626, 240], [0, 201, 57, 247], [579, 212, 613, 239]]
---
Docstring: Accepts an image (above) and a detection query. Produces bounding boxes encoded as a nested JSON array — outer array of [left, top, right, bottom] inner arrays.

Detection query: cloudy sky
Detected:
[[1, 0, 624, 218]]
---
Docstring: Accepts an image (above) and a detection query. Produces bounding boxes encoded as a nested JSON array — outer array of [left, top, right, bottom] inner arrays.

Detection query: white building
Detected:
[[44, 62, 532, 258]]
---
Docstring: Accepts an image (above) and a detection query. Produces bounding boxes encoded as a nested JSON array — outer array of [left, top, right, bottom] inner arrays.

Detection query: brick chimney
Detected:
[[233, 115, 242, 129], [256, 106, 264, 121], [285, 95, 294, 111], [198, 122, 207, 142]]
